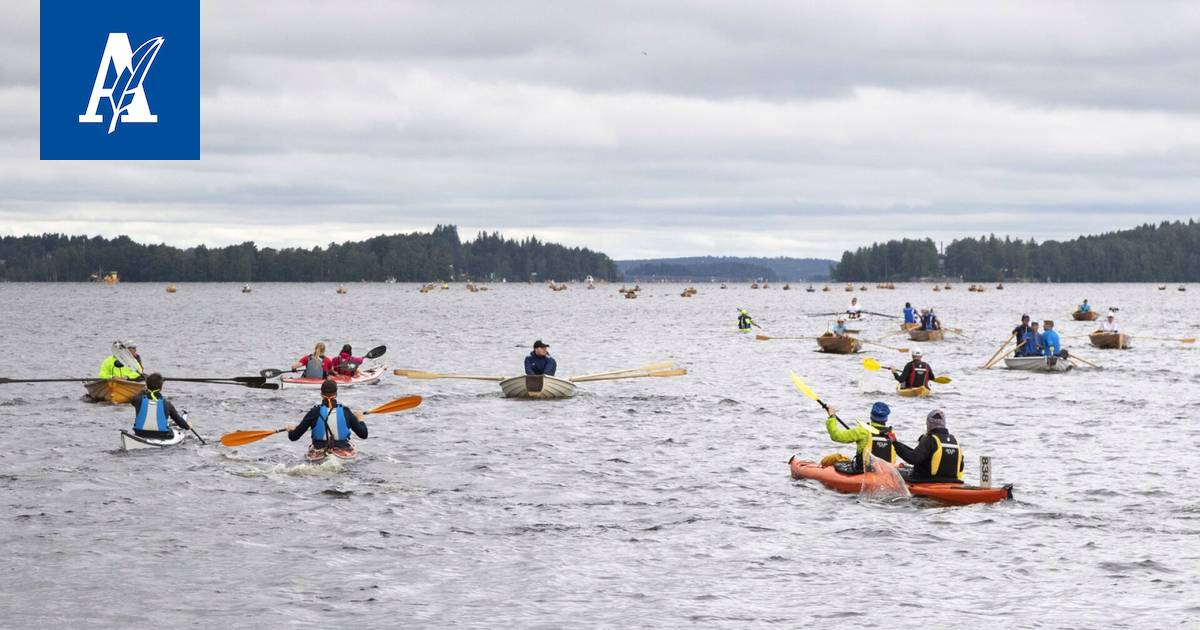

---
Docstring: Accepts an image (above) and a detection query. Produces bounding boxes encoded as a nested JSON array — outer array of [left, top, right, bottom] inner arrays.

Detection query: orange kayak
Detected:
[[790, 458, 1013, 506]]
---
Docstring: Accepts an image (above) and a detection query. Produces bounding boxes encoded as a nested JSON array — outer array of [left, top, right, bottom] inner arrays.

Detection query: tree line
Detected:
[[0, 225, 620, 282], [832, 220, 1200, 282]]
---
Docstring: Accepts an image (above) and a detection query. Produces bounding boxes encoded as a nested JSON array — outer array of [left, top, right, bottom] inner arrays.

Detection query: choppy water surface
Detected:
[[1, 282, 1197, 628]]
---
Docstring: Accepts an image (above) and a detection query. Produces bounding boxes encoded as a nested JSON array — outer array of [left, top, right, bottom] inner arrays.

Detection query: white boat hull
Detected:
[[1003, 356, 1074, 372], [281, 365, 386, 389], [499, 374, 577, 399], [120, 428, 187, 451]]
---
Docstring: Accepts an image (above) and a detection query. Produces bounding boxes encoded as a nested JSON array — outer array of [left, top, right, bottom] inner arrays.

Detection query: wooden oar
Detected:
[[392, 369, 504, 381], [218, 395, 422, 447], [982, 333, 1016, 369], [861, 358, 952, 384], [164, 377, 280, 390], [571, 368, 687, 383], [859, 339, 909, 353], [570, 361, 676, 381], [1067, 354, 1101, 369], [1130, 335, 1196, 344], [0, 377, 93, 384], [756, 334, 817, 341], [863, 311, 899, 319]]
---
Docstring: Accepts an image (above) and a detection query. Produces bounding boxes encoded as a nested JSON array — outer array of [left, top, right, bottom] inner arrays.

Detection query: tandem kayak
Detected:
[[305, 444, 358, 464], [282, 365, 386, 389], [120, 428, 187, 451], [789, 458, 1013, 506]]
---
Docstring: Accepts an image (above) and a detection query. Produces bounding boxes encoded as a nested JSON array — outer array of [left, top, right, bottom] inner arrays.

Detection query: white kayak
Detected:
[[281, 365, 386, 389], [1003, 356, 1074, 372], [120, 428, 188, 451], [499, 374, 577, 399]]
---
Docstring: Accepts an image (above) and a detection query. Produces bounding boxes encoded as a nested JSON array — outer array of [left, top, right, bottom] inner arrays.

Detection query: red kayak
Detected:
[[305, 444, 358, 464], [790, 457, 1013, 506], [282, 365, 386, 389]]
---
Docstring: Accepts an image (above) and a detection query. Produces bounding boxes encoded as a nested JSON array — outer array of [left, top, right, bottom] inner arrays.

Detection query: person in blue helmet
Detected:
[[821, 401, 897, 473]]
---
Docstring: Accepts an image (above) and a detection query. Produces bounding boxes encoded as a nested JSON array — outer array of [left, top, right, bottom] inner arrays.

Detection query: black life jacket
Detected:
[[738, 314, 752, 330], [906, 361, 931, 387], [912, 430, 963, 482], [868, 422, 896, 464]]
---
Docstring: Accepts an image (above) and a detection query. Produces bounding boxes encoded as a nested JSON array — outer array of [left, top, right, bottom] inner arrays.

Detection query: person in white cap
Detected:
[[831, 316, 850, 337], [1101, 313, 1120, 333], [894, 349, 934, 389]]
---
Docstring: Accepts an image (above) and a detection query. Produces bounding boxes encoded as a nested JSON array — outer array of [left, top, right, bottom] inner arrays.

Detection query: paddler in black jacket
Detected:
[[1011, 314, 1031, 346], [286, 380, 368, 449], [894, 350, 935, 389], [129, 373, 191, 438], [892, 409, 963, 482]]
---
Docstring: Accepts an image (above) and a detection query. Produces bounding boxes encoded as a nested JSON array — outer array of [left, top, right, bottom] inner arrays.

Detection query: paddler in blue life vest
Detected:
[[737, 309, 761, 332], [286, 379, 367, 450], [1016, 321, 1042, 357], [99, 341, 144, 381], [290, 342, 331, 379], [894, 349, 935, 389], [1078, 299, 1092, 314], [892, 409, 963, 482], [821, 401, 897, 473], [920, 307, 941, 331], [1041, 320, 1068, 358], [902, 302, 917, 325], [525, 340, 557, 375], [129, 373, 191, 438]]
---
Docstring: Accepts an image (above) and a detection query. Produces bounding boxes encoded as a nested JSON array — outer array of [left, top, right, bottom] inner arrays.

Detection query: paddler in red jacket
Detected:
[[330, 344, 364, 377], [291, 342, 332, 378]]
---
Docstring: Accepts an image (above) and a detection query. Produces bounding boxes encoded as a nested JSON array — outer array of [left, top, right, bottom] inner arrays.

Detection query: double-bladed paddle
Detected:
[[261, 344, 387, 379], [218, 394, 422, 447], [862, 357, 952, 384]]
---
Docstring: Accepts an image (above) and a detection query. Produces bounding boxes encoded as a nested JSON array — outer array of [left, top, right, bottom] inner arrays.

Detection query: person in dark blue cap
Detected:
[[524, 340, 557, 376], [821, 401, 897, 472]]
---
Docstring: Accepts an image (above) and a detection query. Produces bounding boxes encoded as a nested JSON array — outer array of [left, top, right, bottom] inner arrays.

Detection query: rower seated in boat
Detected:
[[1041, 320, 1068, 359], [920, 308, 941, 331], [1016, 321, 1042, 357], [525, 340, 557, 376], [831, 317, 850, 336], [330, 344, 364, 376], [1101, 314, 1120, 332], [894, 350, 935, 389], [892, 409, 963, 483], [286, 379, 367, 450], [100, 340, 144, 381], [1078, 299, 1092, 314], [129, 373, 190, 438], [1011, 314, 1031, 343], [822, 402, 897, 473], [846, 297, 862, 320], [902, 302, 917, 326], [291, 342, 332, 378]]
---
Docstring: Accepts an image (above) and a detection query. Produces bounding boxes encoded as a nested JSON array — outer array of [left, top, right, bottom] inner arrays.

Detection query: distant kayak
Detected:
[[282, 365, 386, 389], [120, 428, 187, 451], [789, 458, 1012, 506]]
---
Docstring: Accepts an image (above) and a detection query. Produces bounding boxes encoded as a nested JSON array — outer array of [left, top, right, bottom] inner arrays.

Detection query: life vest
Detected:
[[867, 422, 896, 463], [906, 361, 931, 387], [903, 307, 916, 323], [133, 392, 169, 432], [926, 433, 963, 481], [312, 403, 350, 442], [302, 355, 325, 378], [738, 314, 752, 330]]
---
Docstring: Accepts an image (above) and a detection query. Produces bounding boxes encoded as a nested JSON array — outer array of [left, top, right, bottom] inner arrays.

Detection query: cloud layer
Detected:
[[4, 1, 1200, 258]]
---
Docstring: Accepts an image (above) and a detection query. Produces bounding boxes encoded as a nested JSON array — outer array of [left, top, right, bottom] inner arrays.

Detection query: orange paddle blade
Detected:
[[366, 395, 423, 415], [219, 428, 285, 447]]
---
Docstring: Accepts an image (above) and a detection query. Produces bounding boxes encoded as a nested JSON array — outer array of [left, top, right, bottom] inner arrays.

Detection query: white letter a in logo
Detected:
[[79, 33, 164, 133]]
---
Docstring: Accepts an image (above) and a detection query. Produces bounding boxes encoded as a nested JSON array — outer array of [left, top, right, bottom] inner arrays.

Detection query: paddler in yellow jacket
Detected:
[[98, 341, 144, 381], [822, 401, 897, 472]]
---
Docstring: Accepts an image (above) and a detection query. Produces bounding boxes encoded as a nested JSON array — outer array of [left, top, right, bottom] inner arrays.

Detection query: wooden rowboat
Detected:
[[900, 322, 921, 331], [896, 385, 931, 398], [84, 378, 145, 404], [1088, 331, 1130, 349], [1003, 356, 1073, 372], [1072, 310, 1099, 321], [499, 374, 577, 399], [907, 329, 945, 342], [816, 333, 861, 354]]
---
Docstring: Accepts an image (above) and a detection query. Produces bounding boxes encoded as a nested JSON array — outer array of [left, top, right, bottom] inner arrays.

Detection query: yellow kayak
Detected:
[[896, 385, 932, 398]]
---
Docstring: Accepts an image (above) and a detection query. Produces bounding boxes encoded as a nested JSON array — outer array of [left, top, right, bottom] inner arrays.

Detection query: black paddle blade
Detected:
[[260, 368, 285, 379], [365, 345, 387, 359]]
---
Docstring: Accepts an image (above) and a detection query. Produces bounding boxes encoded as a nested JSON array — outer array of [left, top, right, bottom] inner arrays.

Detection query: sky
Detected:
[[3, 1, 1200, 259]]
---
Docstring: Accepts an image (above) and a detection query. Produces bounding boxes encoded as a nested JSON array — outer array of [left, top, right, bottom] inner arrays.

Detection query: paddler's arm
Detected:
[[164, 400, 190, 430], [893, 434, 932, 466], [345, 408, 368, 439], [824, 409, 865, 444], [288, 407, 320, 441], [544, 356, 557, 376]]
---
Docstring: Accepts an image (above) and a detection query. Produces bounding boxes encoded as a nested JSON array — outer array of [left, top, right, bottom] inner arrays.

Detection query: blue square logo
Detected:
[[40, 0, 200, 160]]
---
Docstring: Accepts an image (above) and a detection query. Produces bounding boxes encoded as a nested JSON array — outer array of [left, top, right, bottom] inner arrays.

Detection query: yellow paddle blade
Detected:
[[933, 375, 952, 384], [755, 334, 771, 341], [1183, 338, 1196, 344], [219, 429, 283, 447], [645, 368, 687, 377], [857, 421, 880, 435], [862, 357, 882, 371], [366, 395, 423, 415], [789, 372, 819, 401]]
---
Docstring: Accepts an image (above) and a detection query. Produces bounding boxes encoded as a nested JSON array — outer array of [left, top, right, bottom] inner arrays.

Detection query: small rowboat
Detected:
[[896, 385, 932, 397], [900, 322, 921, 331], [281, 365, 386, 389], [165, 284, 177, 293], [499, 374, 577, 399], [1003, 356, 1073, 372], [305, 444, 358, 464], [907, 329, 944, 342], [120, 428, 187, 451], [1072, 310, 1099, 321], [816, 333, 861, 354], [790, 458, 1013, 506], [1088, 331, 1130, 349], [84, 378, 145, 404]]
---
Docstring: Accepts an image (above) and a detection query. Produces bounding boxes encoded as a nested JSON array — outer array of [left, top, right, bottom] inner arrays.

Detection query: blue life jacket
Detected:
[[1019, 331, 1042, 356], [134, 393, 169, 432], [1079, 303, 1091, 313], [312, 404, 350, 442], [903, 307, 916, 323], [303, 355, 325, 378]]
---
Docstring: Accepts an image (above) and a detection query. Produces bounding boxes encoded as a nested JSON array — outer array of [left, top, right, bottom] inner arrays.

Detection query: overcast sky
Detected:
[[4, 1, 1200, 259]]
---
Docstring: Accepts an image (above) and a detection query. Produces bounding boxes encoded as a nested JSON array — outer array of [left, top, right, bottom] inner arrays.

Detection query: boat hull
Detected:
[[900, 323, 921, 331], [282, 365, 386, 389], [896, 385, 932, 398], [84, 378, 145, 404], [1003, 356, 1073, 372], [1072, 310, 1099, 321], [789, 458, 1012, 505], [499, 374, 577, 399], [816, 334, 861, 354], [305, 444, 358, 464], [1088, 332, 1129, 349], [120, 428, 186, 451], [907, 329, 945, 342]]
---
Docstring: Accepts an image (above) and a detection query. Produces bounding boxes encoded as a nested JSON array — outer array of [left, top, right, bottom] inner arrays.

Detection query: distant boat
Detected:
[[337, 285, 348, 294], [165, 284, 177, 293], [1179, 286, 1187, 292], [241, 284, 252, 293]]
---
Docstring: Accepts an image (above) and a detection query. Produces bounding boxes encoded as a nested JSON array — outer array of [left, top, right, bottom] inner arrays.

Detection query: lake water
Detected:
[[1, 282, 1197, 628]]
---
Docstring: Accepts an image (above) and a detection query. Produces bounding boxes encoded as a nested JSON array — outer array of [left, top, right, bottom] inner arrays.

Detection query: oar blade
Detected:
[[219, 429, 282, 447], [365, 345, 387, 359], [755, 334, 771, 341], [789, 372, 820, 402], [366, 395, 423, 415], [933, 376, 952, 384], [862, 358, 882, 371], [647, 368, 687, 378]]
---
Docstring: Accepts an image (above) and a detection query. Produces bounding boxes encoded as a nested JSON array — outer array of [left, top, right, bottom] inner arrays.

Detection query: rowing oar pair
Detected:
[[108, 341, 279, 390], [259, 344, 388, 379], [0, 374, 278, 390], [392, 360, 687, 383], [756, 334, 910, 354], [218, 395, 423, 447], [861, 357, 953, 384]]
